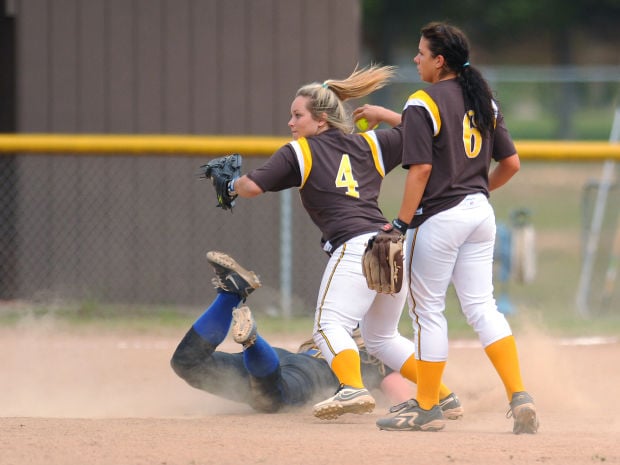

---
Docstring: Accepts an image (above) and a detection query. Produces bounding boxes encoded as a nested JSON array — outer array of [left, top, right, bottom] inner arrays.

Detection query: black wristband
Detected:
[[391, 218, 408, 235]]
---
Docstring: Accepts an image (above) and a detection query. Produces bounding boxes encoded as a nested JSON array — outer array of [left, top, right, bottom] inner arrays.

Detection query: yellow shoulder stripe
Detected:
[[296, 137, 312, 188], [405, 90, 441, 136], [360, 132, 385, 177]]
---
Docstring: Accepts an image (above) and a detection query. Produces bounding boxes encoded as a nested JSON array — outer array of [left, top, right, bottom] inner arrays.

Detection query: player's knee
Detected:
[[170, 352, 211, 391], [170, 329, 216, 383], [170, 350, 194, 381]]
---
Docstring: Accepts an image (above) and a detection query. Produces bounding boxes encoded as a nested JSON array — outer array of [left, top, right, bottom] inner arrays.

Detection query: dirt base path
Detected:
[[1, 321, 619, 465]]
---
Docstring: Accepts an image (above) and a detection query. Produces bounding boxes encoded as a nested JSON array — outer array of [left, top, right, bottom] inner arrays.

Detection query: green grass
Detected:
[[0, 301, 197, 333], [505, 113, 615, 141], [494, 83, 617, 140], [3, 298, 617, 341], [0, 297, 333, 336]]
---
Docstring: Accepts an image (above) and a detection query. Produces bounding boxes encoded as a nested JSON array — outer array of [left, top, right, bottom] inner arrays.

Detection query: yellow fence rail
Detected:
[[0, 133, 619, 160], [0, 134, 287, 156]]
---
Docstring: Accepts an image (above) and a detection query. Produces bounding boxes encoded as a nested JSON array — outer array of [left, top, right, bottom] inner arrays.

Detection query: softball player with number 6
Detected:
[[367, 22, 539, 434]]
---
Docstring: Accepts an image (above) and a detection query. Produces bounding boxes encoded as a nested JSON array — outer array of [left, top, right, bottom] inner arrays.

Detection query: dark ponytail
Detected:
[[421, 22, 495, 136]]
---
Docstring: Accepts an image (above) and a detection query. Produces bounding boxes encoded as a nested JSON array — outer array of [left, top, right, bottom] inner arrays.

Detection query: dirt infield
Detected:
[[1, 318, 619, 465]]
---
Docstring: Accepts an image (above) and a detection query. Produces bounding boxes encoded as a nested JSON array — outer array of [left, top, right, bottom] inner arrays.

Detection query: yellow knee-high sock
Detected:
[[415, 359, 446, 410], [331, 349, 364, 389], [484, 335, 525, 400], [400, 355, 453, 400], [399, 354, 418, 383], [437, 384, 452, 400]]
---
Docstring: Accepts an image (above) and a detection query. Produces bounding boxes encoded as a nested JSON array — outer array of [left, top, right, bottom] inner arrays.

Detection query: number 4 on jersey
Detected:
[[335, 154, 360, 198]]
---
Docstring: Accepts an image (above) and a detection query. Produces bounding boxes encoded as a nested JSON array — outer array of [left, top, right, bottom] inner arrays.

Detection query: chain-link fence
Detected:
[[0, 153, 327, 316], [2, 149, 620, 320]]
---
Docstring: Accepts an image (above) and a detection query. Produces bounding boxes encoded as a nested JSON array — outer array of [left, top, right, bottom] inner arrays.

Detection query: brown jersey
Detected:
[[401, 78, 516, 228], [247, 128, 403, 252]]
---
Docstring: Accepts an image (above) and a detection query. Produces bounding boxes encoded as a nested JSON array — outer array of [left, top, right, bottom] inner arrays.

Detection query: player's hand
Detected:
[[353, 104, 402, 128], [352, 104, 383, 131]]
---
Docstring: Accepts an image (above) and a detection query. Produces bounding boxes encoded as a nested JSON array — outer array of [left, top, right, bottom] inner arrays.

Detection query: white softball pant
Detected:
[[405, 193, 513, 362], [313, 232, 417, 372]]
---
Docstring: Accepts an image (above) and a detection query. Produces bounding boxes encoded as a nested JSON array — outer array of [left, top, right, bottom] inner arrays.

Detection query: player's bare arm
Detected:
[[233, 175, 264, 198], [397, 163, 432, 223], [489, 153, 520, 191]]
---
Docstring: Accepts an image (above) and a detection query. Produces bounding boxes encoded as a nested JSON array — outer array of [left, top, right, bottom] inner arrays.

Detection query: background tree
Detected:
[[362, 0, 620, 65], [361, 0, 620, 138]]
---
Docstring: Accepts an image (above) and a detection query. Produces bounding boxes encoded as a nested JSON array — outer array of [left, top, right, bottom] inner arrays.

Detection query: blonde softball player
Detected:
[[205, 65, 462, 420]]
